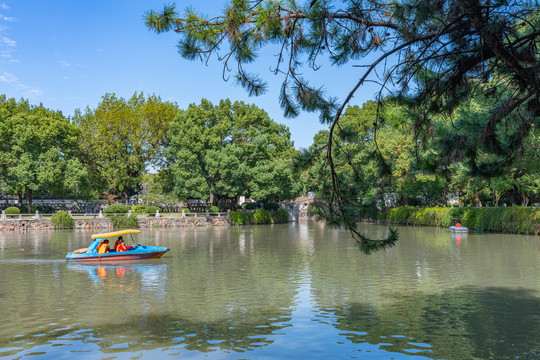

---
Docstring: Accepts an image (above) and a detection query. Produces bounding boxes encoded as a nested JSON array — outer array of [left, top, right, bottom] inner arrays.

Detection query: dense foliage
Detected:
[[50, 211, 75, 229], [74, 92, 179, 203], [303, 100, 540, 210], [0, 96, 87, 213], [167, 99, 301, 204]]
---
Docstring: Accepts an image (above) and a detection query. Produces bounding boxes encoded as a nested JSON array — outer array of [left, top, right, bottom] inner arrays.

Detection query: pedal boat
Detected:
[[66, 229, 169, 262], [449, 225, 469, 233]]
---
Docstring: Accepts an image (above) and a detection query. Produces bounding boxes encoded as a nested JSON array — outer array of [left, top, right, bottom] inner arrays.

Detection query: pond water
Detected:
[[0, 222, 539, 360]]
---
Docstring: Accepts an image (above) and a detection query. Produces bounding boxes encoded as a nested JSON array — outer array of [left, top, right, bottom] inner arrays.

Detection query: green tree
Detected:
[[145, 0, 539, 251], [74, 92, 179, 203], [167, 99, 301, 206], [0, 95, 81, 212], [140, 171, 178, 205]]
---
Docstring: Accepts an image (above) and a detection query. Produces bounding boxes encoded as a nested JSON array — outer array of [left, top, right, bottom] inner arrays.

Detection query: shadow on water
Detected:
[[2, 308, 292, 357], [326, 285, 540, 360], [3, 286, 539, 359]]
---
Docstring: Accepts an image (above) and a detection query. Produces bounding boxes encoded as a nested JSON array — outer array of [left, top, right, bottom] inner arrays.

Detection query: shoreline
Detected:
[[375, 205, 540, 236], [0, 216, 230, 232]]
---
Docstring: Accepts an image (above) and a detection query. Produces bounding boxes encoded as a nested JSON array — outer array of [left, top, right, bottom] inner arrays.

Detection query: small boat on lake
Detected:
[[449, 223, 469, 233], [66, 229, 169, 262]]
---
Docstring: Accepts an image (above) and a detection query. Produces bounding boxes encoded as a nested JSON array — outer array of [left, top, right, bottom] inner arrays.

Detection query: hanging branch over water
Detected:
[[145, 0, 539, 252]]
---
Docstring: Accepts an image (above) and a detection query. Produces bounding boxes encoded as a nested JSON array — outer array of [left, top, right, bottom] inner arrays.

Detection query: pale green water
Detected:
[[0, 222, 539, 359]]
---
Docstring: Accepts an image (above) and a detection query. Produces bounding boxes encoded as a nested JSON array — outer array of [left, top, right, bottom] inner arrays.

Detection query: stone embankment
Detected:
[[138, 215, 229, 228], [0, 216, 230, 231]]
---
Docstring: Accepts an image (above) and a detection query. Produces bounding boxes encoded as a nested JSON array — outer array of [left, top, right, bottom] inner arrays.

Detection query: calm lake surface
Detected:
[[0, 222, 539, 360]]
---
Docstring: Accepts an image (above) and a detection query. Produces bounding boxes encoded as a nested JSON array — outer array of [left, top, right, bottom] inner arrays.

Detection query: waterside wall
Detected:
[[0, 216, 229, 231]]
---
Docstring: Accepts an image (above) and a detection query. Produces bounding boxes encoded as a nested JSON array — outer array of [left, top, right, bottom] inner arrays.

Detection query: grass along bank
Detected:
[[379, 206, 539, 235]]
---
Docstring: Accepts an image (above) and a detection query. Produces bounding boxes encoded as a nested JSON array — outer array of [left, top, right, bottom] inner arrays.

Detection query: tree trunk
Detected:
[[17, 184, 23, 207], [473, 186, 482, 207], [25, 185, 33, 214]]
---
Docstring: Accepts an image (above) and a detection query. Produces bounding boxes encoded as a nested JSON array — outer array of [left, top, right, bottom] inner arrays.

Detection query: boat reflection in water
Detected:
[[449, 231, 468, 246], [67, 259, 168, 286]]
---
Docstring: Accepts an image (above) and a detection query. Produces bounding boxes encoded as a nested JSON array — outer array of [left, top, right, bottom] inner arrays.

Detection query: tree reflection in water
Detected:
[[10, 310, 292, 355], [326, 286, 540, 359]]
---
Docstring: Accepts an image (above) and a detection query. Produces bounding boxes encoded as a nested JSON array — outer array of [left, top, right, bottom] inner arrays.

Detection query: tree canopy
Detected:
[[145, 0, 539, 251], [73, 92, 179, 203], [167, 99, 301, 206], [0, 95, 84, 212]]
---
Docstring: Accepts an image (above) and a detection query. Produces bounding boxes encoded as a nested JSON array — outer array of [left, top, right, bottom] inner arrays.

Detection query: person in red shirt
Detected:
[[113, 236, 122, 251], [116, 238, 133, 252]]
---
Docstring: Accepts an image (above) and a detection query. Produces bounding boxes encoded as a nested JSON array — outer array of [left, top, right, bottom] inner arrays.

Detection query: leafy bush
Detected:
[[51, 211, 74, 229], [5, 206, 20, 215], [104, 204, 130, 214], [145, 205, 161, 214], [253, 209, 272, 224], [263, 202, 280, 211], [111, 214, 139, 228], [229, 211, 253, 225], [409, 207, 453, 227], [130, 205, 147, 213], [272, 209, 289, 224], [387, 206, 416, 223], [243, 202, 258, 210], [207, 206, 220, 213]]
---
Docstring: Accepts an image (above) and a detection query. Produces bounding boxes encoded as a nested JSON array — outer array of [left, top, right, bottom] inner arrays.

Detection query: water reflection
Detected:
[[3, 303, 293, 357], [67, 260, 167, 287], [0, 224, 539, 359], [325, 286, 540, 359], [449, 231, 468, 246]]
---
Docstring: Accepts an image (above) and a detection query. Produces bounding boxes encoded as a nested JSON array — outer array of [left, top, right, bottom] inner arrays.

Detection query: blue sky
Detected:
[[0, 0, 381, 149]]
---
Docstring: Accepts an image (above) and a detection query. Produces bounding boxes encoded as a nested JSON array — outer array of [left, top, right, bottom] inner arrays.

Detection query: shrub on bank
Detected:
[[272, 208, 289, 224], [382, 206, 539, 234], [130, 205, 147, 213], [104, 204, 129, 214], [230, 211, 253, 225], [51, 211, 74, 229], [207, 206, 220, 213], [253, 209, 272, 224], [230, 209, 290, 225], [145, 205, 161, 215], [5, 206, 20, 215], [385, 206, 416, 223]]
